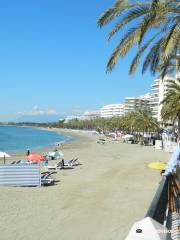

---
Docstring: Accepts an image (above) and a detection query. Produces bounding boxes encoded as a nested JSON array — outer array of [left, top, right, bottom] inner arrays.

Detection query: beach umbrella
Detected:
[[0, 152, 11, 164], [27, 153, 45, 162], [54, 151, 64, 159], [148, 162, 166, 170], [48, 151, 64, 158]]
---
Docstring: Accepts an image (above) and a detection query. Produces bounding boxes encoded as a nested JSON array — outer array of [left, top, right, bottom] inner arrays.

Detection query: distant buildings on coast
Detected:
[[65, 75, 176, 123]]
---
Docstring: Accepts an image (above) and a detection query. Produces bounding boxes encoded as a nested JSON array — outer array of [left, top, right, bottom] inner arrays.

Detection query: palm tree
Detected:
[[98, 0, 180, 77], [161, 78, 180, 139], [119, 110, 159, 139], [132, 109, 160, 133]]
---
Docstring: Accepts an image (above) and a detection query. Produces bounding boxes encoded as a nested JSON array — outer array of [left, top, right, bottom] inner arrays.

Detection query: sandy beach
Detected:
[[0, 129, 170, 240]]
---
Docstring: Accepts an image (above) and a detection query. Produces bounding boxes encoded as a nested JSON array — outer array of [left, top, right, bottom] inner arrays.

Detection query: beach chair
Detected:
[[15, 160, 22, 164], [46, 160, 63, 170], [73, 158, 80, 166], [41, 171, 57, 186], [46, 158, 75, 170], [64, 158, 79, 166], [19, 160, 31, 164], [97, 139, 108, 145], [57, 160, 74, 169], [58, 158, 79, 168], [46, 165, 57, 170], [10, 161, 17, 164]]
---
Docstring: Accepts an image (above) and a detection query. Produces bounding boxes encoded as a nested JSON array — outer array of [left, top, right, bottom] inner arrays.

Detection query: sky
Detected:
[[0, 0, 155, 122]]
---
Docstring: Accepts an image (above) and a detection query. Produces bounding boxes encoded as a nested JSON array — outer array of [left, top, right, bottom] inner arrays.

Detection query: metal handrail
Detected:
[[145, 176, 168, 224]]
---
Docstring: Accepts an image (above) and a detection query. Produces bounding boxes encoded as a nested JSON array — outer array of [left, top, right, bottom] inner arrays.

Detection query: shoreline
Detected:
[[8, 128, 97, 161], [0, 125, 77, 155], [4, 127, 78, 155]]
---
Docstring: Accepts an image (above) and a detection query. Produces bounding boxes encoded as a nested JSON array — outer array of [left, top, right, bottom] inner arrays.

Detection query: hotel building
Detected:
[[150, 75, 176, 121], [100, 104, 124, 118], [83, 111, 101, 120], [124, 93, 151, 115], [65, 75, 177, 122]]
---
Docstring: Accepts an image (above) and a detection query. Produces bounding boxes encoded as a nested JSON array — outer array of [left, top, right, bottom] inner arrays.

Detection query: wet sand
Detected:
[[0, 129, 170, 240]]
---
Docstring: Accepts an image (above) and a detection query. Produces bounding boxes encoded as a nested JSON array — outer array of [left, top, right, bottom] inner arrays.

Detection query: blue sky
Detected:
[[0, 0, 154, 121]]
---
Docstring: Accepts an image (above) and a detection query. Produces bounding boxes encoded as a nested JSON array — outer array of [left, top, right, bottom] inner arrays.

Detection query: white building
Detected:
[[65, 110, 101, 122], [65, 74, 177, 123], [100, 104, 124, 118], [150, 75, 176, 121], [83, 111, 101, 120], [124, 94, 150, 115], [64, 115, 86, 123], [150, 78, 160, 119]]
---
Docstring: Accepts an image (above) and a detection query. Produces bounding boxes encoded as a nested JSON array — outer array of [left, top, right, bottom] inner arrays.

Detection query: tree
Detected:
[[98, 0, 180, 77], [161, 78, 180, 138], [132, 109, 159, 133], [60, 108, 160, 134]]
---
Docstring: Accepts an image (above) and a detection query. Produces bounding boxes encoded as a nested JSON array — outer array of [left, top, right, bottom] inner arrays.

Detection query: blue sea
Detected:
[[0, 126, 71, 153]]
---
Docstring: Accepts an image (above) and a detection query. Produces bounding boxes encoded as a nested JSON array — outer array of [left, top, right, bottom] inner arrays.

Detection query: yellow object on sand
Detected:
[[148, 162, 166, 170]]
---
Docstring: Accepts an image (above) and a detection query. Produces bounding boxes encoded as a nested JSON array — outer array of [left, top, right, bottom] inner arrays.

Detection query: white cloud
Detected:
[[17, 106, 58, 116]]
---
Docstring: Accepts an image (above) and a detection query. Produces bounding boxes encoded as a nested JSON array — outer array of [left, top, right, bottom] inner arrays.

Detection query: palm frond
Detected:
[[97, 0, 127, 27], [107, 26, 141, 72], [142, 39, 162, 74], [98, 0, 180, 76], [129, 32, 161, 74], [162, 24, 179, 59], [108, 6, 150, 40]]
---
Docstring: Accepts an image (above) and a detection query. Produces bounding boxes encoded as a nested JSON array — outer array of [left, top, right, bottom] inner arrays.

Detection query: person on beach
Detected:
[[44, 156, 49, 166], [57, 142, 63, 149], [26, 149, 30, 156], [61, 158, 64, 168]]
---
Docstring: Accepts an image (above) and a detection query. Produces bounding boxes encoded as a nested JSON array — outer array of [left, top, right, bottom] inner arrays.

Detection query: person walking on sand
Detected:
[[61, 158, 64, 168], [26, 149, 30, 156], [57, 142, 63, 149]]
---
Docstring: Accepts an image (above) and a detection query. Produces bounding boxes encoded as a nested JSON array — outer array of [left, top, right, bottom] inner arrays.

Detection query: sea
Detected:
[[0, 125, 72, 153]]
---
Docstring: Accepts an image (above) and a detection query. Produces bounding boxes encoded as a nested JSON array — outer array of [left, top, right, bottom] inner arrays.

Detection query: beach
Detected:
[[0, 129, 170, 240]]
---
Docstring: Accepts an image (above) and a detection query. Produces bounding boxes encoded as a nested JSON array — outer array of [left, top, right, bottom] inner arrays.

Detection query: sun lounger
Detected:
[[64, 158, 79, 166], [72, 158, 79, 166], [41, 171, 57, 186], [59, 158, 79, 168], [46, 165, 57, 170], [46, 159, 75, 170], [15, 160, 22, 164], [12, 160, 33, 165], [10, 161, 17, 164], [56, 160, 74, 169], [45, 160, 64, 170], [19, 160, 31, 164], [97, 139, 108, 144]]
